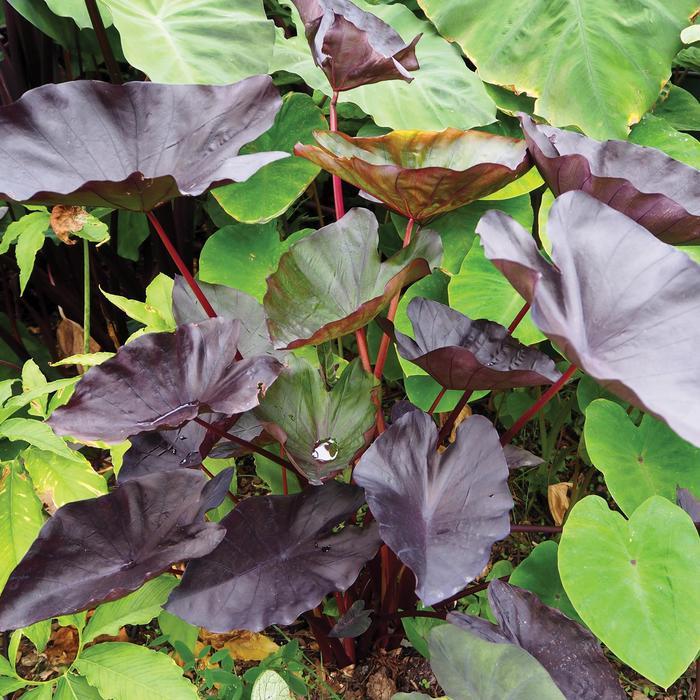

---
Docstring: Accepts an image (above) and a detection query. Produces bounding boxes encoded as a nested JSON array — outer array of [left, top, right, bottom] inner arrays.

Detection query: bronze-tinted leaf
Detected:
[[0, 77, 288, 211], [292, 0, 420, 91], [520, 113, 700, 244], [449, 581, 625, 699], [389, 297, 560, 391], [354, 409, 513, 605], [477, 190, 700, 447], [165, 481, 381, 632], [0, 470, 229, 630], [48, 318, 283, 443], [295, 129, 531, 221], [264, 207, 442, 349]]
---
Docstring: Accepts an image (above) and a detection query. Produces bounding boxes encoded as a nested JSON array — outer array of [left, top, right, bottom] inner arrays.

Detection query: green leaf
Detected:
[[69, 211, 110, 245], [508, 541, 581, 624], [559, 495, 700, 688], [84, 576, 178, 643], [116, 211, 150, 262], [254, 453, 302, 495], [629, 113, 700, 168], [418, 0, 696, 139], [401, 606, 447, 660], [57, 612, 87, 632], [23, 447, 107, 509], [51, 353, 115, 368], [428, 624, 565, 700], [157, 611, 198, 653], [0, 676, 28, 694], [584, 399, 700, 516], [251, 670, 292, 700], [55, 674, 104, 700], [449, 241, 544, 347], [273, 1, 496, 131], [74, 642, 198, 700], [45, 0, 112, 28], [1, 211, 49, 295], [200, 222, 313, 302], [22, 683, 54, 699], [255, 357, 376, 484], [23, 619, 52, 654], [99, 0, 275, 84], [212, 93, 326, 224], [5, 0, 77, 47], [0, 418, 84, 462], [0, 376, 79, 423], [0, 460, 44, 590], [652, 84, 700, 131]]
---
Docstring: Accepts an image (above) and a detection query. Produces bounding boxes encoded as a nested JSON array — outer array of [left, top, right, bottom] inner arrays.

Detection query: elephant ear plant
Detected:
[[0, 0, 698, 697]]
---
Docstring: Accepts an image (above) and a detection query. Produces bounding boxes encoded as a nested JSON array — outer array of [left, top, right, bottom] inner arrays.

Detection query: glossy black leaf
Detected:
[[477, 190, 700, 448], [449, 581, 625, 699], [0, 77, 288, 211], [48, 318, 283, 443], [0, 470, 228, 630], [354, 409, 513, 605], [165, 481, 381, 632], [389, 297, 561, 391], [292, 0, 420, 92]]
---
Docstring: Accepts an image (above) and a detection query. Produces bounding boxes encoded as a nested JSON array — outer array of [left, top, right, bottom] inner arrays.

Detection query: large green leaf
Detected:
[[200, 223, 313, 302], [0, 461, 44, 590], [0, 418, 85, 462], [508, 541, 581, 624], [99, 0, 275, 84], [75, 642, 198, 700], [428, 624, 565, 700], [629, 113, 700, 169], [559, 495, 700, 688], [584, 399, 700, 516], [55, 674, 103, 700], [45, 0, 112, 28], [272, 1, 496, 131], [22, 684, 53, 699], [0, 211, 50, 295], [652, 84, 700, 131], [418, 0, 696, 139], [255, 357, 376, 484], [23, 448, 107, 510], [212, 93, 325, 224], [83, 576, 179, 643], [448, 245, 544, 347]]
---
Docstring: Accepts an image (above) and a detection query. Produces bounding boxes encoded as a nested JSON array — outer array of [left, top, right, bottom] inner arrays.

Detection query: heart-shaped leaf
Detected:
[[328, 600, 372, 638], [171, 276, 276, 357], [428, 623, 565, 700], [389, 297, 560, 391], [212, 93, 326, 224], [354, 409, 513, 605], [265, 207, 442, 349], [295, 129, 530, 222], [558, 495, 700, 687], [165, 481, 381, 632], [585, 399, 700, 516], [520, 114, 700, 244], [449, 581, 624, 699], [48, 318, 283, 444], [291, 0, 420, 92], [477, 190, 700, 448], [255, 356, 376, 484], [0, 470, 230, 630], [0, 78, 287, 211]]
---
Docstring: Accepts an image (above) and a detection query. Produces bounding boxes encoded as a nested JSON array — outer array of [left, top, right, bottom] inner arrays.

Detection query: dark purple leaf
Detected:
[[520, 114, 700, 244], [292, 0, 420, 92], [48, 318, 283, 443], [0, 470, 227, 630], [172, 276, 277, 358], [390, 400, 421, 423], [328, 600, 373, 638], [165, 481, 381, 632], [353, 409, 513, 605], [48, 318, 282, 442], [449, 581, 625, 700], [677, 487, 700, 523], [0, 77, 288, 211], [389, 297, 560, 391], [477, 190, 700, 448], [503, 445, 544, 470]]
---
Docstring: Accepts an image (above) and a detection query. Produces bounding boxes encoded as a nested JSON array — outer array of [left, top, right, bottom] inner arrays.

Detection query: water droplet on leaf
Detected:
[[312, 438, 339, 462]]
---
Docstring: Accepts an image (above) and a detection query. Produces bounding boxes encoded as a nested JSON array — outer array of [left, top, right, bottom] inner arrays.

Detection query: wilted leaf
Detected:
[[546, 482, 571, 527], [166, 481, 381, 631], [354, 409, 513, 604], [48, 318, 282, 443], [0, 78, 287, 211]]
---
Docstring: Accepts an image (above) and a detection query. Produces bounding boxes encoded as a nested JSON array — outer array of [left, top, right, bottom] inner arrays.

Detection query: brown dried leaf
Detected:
[[56, 317, 101, 360], [50, 206, 88, 245], [198, 629, 279, 661], [547, 482, 572, 526]]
